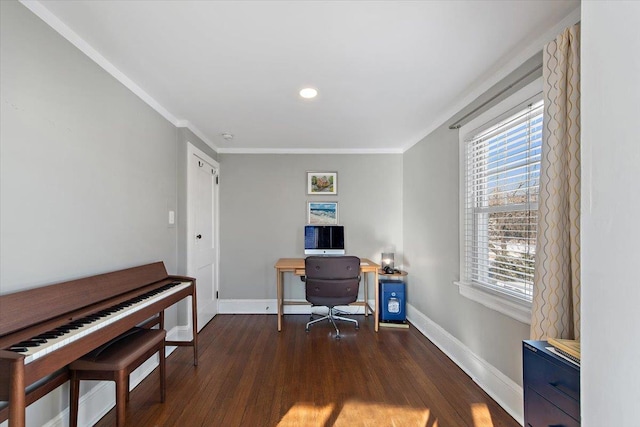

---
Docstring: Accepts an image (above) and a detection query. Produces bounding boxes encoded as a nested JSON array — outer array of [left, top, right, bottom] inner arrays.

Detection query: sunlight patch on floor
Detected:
[[471, 403, 494, 427], [334, 400, 432, 426], [277, 403, 334, 426], [278, 400, 433, 427]]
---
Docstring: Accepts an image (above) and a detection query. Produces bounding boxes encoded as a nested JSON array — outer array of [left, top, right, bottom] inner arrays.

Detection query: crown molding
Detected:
[[216, 147, 403, 155], [20, 0, 395, 156], [19, 0, 224, 153], [20, 0, 579, 156], [402, 5, 581, 153], [175, 121, 219, 152], [20, 0, 180, 125]]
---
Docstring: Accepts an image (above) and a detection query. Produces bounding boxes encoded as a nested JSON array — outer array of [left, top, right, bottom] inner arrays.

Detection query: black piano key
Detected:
[[15, 341, 42, 347], [65, 324, 81, 330], [72, 320, 90, 325], [34, 333, 59, 339], [8, 347, 28, 353]]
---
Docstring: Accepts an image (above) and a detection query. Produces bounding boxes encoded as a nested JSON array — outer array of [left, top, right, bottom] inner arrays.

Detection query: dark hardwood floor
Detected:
[[95, 314, 519, 427]]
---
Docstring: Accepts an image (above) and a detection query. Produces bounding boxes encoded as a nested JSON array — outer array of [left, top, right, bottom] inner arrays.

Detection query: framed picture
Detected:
[[307, 171, 337, 195], [307, 201, 338, 225]]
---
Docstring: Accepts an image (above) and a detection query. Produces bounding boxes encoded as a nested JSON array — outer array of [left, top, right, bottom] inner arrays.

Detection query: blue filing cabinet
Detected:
[[379, 280, 406, 322], [523, 340, 580, 426]]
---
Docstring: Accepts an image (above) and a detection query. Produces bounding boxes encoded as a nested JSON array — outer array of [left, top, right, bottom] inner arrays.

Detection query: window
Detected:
[[456, 83, 542, 323]]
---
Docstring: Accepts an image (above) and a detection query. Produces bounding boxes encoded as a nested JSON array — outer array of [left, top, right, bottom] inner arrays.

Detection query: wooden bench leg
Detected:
[[125, 375, 130, 403], [159, 346, 166, 403], [69, 372, 80, 427], [115, 371, 127, 427]]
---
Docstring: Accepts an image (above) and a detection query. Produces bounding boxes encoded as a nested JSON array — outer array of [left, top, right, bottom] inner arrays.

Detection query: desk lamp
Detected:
[[381, 253, 395, 273]]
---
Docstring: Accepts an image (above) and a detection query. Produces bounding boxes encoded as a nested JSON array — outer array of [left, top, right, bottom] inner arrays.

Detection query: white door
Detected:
[[187, 145, 219, 331]]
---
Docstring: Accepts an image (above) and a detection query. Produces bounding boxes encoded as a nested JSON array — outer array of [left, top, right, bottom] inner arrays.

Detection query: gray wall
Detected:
[[581, 2, 640, 425], [218, 153, 403, 301], [403, 122, 530, 386], [1, 1, 179, 291], [0, 2, 180, 424], [401, 51, 544, 386]]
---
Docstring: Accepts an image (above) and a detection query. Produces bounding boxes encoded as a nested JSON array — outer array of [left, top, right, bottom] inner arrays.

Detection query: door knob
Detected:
[[196, 234, 202, 239]]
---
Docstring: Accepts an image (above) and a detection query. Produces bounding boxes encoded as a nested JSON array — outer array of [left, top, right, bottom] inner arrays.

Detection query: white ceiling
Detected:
[[25, 0, 579, 153]]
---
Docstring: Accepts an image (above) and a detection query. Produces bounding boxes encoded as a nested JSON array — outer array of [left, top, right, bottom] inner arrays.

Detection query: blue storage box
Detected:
[[379, 280, 406, 322]]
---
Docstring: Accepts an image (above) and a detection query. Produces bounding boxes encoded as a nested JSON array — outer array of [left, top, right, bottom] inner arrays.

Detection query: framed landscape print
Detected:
[[307, 172, 337, 195], [307, 202, 338, 225]]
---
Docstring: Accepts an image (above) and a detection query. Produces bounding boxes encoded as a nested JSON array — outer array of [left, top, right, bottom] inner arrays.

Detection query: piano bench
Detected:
[[68, 327, 166, 427]]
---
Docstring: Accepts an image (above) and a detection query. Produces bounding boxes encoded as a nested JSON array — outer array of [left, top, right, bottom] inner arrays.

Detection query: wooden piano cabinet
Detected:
[[523, 340, 580, 427], [0, 262, 198, 427], [0, 351, 26, 426]]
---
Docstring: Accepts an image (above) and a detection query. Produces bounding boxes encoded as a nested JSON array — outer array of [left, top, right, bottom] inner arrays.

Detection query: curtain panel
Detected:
[[530, 23, 581, 340]]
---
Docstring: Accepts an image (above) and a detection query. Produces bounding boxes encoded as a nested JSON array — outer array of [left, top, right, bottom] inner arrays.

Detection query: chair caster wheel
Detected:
[[355, 325, 360, 330], [335, 335, 341, 340], [305, 328, 310, 332]]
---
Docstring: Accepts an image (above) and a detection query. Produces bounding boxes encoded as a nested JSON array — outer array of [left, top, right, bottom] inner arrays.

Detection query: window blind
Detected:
[[464, 101, 543, 300]]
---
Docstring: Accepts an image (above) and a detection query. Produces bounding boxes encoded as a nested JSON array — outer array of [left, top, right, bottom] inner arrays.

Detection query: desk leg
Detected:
[[276, 268, 283, 331], [363, 273, 368, 316], [374, 269, 379, 332]]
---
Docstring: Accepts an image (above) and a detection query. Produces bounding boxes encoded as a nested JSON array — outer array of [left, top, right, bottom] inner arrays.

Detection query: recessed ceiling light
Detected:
[[299, 87, 318, 99]]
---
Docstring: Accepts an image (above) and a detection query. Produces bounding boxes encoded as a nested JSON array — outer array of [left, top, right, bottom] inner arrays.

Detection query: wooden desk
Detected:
[[274, 258, 381, 332], [378, 269, 408, 278]]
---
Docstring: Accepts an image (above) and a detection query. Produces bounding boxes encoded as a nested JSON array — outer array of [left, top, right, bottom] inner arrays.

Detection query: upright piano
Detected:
[[0, 262, 198, 427]]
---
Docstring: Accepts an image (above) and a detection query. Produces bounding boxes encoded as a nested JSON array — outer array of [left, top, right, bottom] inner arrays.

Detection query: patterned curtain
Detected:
[[530, 24, 581, 340]]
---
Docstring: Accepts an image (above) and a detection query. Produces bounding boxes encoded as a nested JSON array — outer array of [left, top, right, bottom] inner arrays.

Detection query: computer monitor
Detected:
[[304, 225, 345, 255]]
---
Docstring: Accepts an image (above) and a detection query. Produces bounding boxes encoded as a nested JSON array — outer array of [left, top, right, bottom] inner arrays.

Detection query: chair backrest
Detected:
[[304, 256, 361, 307]]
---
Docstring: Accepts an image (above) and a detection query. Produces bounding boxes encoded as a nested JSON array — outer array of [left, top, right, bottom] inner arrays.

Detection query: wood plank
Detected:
[[95, 314, 519, 427]]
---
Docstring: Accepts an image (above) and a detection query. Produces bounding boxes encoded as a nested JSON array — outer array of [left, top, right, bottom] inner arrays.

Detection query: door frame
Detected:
[[186, 142, 220, 324]]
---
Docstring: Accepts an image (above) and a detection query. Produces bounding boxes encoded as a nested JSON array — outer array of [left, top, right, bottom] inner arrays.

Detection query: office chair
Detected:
[[303, 256, 361, 339]]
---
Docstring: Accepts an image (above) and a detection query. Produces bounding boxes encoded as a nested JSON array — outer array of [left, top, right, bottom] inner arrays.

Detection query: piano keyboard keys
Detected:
[[14, 341, 43, 347], [8, 281, 190, 364], [34, 333, 64, 339]]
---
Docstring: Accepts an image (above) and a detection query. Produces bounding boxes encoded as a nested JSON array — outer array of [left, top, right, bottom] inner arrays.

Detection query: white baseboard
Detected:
[[406, 303, 524, 425], [41, 326, 182, 427], [218, 298, 371, 315]]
